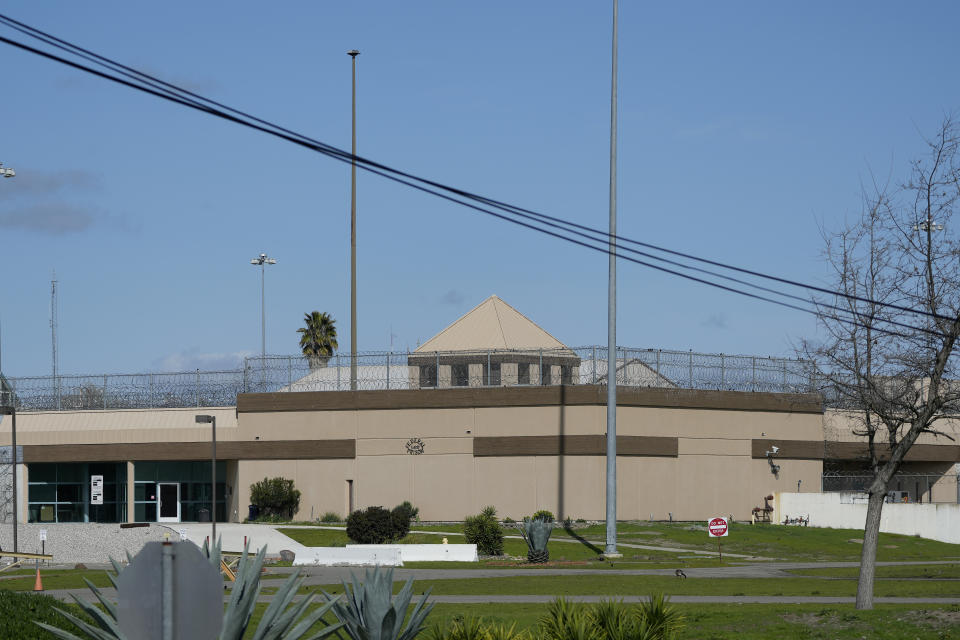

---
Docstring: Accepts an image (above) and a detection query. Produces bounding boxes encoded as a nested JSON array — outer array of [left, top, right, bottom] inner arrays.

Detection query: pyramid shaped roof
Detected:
[[415, 296, 570, 353]]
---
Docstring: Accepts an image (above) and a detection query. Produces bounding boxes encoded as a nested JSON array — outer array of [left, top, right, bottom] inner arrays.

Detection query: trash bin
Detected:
[[248, 504, 259, 521], [198, 508, 210, 522]]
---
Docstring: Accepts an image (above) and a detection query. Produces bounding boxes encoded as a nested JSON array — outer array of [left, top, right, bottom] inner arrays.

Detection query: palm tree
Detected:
[[297, 311, 338, 369]]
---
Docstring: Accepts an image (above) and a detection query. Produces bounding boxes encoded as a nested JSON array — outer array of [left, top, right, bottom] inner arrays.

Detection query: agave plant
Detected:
[[36, 537, 344, 640], [539, 597, 684, 640], [322, 566, 434, 640], [426, 615, 530, 640], [519, 516, 554, 563]]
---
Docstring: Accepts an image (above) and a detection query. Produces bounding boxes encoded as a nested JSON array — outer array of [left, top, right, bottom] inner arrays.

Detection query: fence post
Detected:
[[720, 355, 725, 389], [783, 360, 788, 391], [337, 354, 341, 391], [655, 349, 661, 379], [196, 369, 200, 407], [592, 346, 598, 384], [386, 352, 391, 390], [688, 351, 693, 388], [103, 374, 108, 410], [288, 356, 292, 388], [751, 357, 756, 391], [539, 349, 543, 385]]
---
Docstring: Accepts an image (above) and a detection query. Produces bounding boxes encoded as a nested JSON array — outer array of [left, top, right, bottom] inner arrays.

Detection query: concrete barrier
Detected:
[[347, 544, 477, 562], [773, 492, 960, 544], [292, 546, 403, 566]]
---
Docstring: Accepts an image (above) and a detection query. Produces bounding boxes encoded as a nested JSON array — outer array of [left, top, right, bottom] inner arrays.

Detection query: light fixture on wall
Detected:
[[765, 445, 781, 478]]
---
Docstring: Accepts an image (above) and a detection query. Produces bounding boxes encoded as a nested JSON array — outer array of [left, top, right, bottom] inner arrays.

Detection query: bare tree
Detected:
[[803, 115, 960, 609]]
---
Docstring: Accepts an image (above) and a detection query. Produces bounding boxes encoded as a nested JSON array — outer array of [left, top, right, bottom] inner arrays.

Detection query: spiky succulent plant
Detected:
[[36, 537, 343, 640], [322, 567, 434, 640], [519, 516, 554, 563]]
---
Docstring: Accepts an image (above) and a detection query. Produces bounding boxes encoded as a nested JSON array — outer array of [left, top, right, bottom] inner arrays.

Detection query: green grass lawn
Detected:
[[791, 563, 960, 579], [0, 570, 114, 592], [239, 600, 960, 639], [279, 521, 960, 566], [300, 574, 960, 598]]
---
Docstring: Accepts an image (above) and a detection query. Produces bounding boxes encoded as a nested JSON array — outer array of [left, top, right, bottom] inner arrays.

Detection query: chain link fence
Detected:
[[821, 472, 958, 504], [0, 346, 815, 412]]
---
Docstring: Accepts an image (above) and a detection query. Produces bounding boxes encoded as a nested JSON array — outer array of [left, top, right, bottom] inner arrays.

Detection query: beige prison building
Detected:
[[1, 296, 957, 525]]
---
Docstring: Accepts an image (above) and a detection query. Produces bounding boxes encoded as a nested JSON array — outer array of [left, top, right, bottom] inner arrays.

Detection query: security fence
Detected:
[[0, 346, 815, 412], [821, 471, 958, 504]]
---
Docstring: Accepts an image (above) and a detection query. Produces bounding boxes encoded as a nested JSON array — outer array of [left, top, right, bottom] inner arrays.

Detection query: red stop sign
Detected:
[[708, 517, 728, 537]]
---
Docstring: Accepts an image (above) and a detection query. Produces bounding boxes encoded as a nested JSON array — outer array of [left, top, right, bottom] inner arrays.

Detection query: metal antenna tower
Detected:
[[51, 272, 59, 409]]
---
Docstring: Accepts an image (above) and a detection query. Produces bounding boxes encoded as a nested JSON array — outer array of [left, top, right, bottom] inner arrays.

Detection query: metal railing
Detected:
[[0, 346, 815, 412]]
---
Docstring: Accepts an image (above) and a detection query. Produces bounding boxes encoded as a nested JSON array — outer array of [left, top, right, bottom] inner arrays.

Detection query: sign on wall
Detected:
[[91, 475, 104, 505]]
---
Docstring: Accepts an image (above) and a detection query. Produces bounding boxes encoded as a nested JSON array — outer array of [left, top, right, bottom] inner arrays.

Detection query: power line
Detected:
[[0, 18, 952, 340]]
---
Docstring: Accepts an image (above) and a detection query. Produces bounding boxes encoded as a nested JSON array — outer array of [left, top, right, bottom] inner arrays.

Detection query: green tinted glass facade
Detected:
[[134, 461, 226, 522], [28, 462, 126, 523]]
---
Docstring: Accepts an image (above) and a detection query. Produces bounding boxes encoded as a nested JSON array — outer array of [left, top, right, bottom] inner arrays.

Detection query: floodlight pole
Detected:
[[250, 253, 277, 359], [604, 0, 620, 557], [348, 49, 360, 391], [195, 415, 216, 543]]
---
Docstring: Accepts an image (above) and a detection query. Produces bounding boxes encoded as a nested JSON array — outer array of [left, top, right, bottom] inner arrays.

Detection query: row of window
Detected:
[[419, 363, 574, 387]]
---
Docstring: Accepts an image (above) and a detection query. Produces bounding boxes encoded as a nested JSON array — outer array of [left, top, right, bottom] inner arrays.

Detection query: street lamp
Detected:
[[249, 253, 277, 359], [0, 404, 16, 554], [195, 415, 216, 544], [348, 49, 360, 391], [0, 162, 14, 178]]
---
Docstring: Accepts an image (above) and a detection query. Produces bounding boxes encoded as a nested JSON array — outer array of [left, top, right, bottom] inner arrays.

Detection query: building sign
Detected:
[[91, 475, 104, 505]]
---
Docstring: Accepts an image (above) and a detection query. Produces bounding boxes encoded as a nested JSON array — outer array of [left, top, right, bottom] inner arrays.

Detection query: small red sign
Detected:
[[708, 517, 729, 537]]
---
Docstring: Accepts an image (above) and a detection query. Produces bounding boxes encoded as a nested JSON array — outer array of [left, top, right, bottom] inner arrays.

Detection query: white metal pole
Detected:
[[604, 0, 620, 557]]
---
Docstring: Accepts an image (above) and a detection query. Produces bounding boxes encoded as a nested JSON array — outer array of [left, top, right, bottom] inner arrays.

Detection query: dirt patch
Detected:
[[848, 538, 864, 544], [902, 608, 960, 630], [781, 612, 846, 630], [883, 544, 898, 548]]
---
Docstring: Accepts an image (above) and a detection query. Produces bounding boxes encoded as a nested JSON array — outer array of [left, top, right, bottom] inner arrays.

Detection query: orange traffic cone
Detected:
[[33, 566, 43, 592]]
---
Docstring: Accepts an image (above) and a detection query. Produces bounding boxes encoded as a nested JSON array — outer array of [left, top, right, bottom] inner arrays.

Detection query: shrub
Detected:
[[464, 505, 504, 556], [347, 506, 397, 544], [0, 591, 91, 639], [532, 509, 555, 522], [320, 511, 342, 523], [249, 477, 301, 519], [391, 501, 419, 538]]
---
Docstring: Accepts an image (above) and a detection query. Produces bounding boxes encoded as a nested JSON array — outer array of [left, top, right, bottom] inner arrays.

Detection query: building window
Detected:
[[541, 364, 552, 386], [561, 365, 573, 385], [518, 363, 530, 385], [28, 462, 126, 524], [484, 362, 501, 386], [452, 363, 469, 387], [419, 365, 437, 388]]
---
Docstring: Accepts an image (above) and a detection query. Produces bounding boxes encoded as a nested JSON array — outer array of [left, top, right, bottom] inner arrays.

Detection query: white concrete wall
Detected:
[[348, 543, 477, 562], [773, 492, 960, 545], [292, 546, 403, 566]]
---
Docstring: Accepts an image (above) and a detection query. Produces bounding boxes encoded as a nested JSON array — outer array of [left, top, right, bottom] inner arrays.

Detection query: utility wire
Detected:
[[0, 20, 951, 340], [1, 13, 948, 327]]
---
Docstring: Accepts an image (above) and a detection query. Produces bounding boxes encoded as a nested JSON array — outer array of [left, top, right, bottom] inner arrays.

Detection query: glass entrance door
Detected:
[[157, 483, 180, 522]]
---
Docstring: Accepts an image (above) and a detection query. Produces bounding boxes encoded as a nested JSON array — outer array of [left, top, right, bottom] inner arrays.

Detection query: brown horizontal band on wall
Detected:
[[22, 439, 356, 463], [239, 385, 823, 414], [823, 441, 960, 463], [751, 439, 825, 460], [473, 435, 678, 457], [751, 439, 960, 462]]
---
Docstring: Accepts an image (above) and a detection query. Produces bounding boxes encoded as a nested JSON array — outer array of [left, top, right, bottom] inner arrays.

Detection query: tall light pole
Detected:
[[1, 405, 17, 554], [195, 415, 216, 544], [250, 253, 277, 359], [348, 49, 360, 392], [604, 0, 621, 558]]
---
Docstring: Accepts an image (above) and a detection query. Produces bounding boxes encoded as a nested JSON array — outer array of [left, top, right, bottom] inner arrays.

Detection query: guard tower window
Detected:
[[518, 363, 530, 385], [420, 365, 437, 388], [452, 363, 469, 387]]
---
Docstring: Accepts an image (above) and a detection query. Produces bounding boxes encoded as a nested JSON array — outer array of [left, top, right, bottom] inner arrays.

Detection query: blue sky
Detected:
[[2, 1, 960, 377]]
